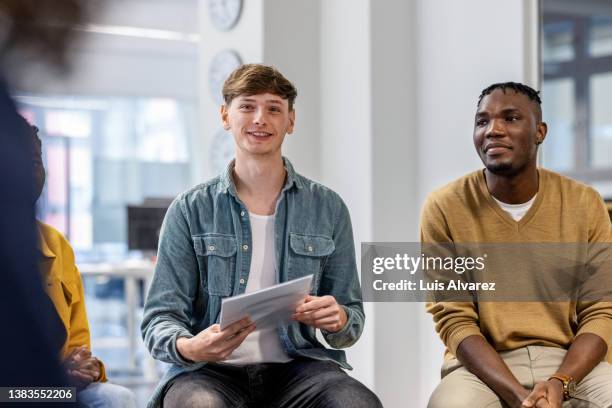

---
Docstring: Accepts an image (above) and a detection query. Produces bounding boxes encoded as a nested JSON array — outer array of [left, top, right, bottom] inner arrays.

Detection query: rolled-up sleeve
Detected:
[[141, 197, 202, 368]]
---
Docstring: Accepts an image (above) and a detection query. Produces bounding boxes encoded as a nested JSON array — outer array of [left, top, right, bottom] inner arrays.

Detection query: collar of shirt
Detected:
[[219, 156, 304, 197], [37, 221, 57, 260]]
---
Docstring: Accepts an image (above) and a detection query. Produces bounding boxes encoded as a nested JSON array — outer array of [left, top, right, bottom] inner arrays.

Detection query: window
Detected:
[[542, 0, 612, 196], [19, 96, 196, 260]]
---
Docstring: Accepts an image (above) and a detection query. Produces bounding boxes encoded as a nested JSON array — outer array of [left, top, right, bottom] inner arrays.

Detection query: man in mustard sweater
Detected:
[[31, 124, 137, 408], [423, 83, 612, 408]]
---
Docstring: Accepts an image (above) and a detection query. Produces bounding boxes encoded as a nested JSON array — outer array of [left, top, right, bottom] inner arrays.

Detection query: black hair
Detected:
[[477, 82, 542, 107]]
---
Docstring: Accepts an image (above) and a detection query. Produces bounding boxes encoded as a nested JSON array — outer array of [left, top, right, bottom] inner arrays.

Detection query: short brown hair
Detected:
[[222, 64, 298, 111]]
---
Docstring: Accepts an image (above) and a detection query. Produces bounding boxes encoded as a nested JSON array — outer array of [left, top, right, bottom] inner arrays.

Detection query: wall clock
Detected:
[[208, 0, 243, 32], [208, 49, 242, 105]]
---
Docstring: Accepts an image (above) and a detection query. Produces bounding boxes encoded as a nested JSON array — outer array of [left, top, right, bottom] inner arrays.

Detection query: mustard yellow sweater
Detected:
[[38, 222, 107, 382], [421, 168, 612, 363]]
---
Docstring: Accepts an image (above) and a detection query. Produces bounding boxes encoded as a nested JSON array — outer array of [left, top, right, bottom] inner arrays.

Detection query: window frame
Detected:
[[543, 11, 612, 183]]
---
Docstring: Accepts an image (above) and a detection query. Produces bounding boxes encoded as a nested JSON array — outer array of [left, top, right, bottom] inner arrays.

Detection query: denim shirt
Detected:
[[141, 158, 364, 408]]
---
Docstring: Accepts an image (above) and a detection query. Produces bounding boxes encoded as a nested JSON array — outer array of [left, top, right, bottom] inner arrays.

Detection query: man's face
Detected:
[[221, 93, 295, 158], [473, 89, 547, 176]]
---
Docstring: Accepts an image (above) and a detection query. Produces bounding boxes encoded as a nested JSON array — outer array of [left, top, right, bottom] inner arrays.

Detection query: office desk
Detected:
[[79, 260, 157, 380]]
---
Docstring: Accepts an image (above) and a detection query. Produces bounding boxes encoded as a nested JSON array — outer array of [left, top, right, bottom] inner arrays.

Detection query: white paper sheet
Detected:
[[219, 275, 313, 330]]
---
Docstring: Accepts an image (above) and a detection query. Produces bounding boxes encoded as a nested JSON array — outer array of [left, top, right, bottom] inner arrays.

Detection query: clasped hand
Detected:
[[520, 379, 564, 408], [64, 346, 100, 390]]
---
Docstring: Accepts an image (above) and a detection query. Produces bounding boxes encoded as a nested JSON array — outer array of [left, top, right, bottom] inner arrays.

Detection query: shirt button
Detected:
[[240, 210, 246, 217], [208, 245, 215, 251], [240, 278, 246, 284], [242, 244, 249, 251], [308, 245, 313, 252]]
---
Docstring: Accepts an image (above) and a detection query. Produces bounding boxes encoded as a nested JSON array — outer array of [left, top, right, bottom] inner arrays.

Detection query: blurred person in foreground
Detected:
[[30, 125, 137, 408], [424, 82, 612, 408], [0, 0, 88, 395]]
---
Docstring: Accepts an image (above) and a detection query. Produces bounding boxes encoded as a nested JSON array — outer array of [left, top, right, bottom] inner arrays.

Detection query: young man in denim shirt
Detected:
[[142, 64, 381, 408]]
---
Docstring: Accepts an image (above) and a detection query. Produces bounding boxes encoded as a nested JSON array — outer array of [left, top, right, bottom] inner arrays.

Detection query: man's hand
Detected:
[[455, 336, 532, 408], [521, 379, 564, 408], [176, 318, 256, 363], [520, 333, 607, 408], [292, 295, 347, 333], [64, 346, 101, 390]]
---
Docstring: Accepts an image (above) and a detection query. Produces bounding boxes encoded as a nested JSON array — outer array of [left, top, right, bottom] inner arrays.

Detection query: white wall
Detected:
[[263, 0, 321, 180], [369, 0, 422, 405], [319, 0, 375, 389]]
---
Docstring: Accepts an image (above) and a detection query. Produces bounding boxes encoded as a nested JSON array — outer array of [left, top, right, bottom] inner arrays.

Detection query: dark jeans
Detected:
[[163, 360, 383, 408]]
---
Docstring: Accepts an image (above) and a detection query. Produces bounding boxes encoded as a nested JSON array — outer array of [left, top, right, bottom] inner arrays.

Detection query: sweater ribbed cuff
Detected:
[[447, 326, 485, 357], [96, 359, 107, 382]]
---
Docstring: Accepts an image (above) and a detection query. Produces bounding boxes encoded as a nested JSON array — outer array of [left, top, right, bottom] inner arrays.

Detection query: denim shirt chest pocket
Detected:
[[193, 234, 237, 297], [288, 233, 335, 283]]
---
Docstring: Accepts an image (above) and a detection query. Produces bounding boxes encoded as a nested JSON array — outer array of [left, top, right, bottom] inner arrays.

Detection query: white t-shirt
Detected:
[[492, 194, 537, 221], [222, 212, 292, 365]]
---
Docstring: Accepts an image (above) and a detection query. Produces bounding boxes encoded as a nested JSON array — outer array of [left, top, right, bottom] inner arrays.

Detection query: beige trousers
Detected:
[[428, 346, 612, 408]]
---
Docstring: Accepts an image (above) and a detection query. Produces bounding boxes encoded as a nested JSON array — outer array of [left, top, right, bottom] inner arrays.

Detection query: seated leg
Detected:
[[77, 382, 137, 408], [269, 360, 382, 408], [568, 361, 612, 408], [163, 369, 249, 408], [427, 366, 504, 408]]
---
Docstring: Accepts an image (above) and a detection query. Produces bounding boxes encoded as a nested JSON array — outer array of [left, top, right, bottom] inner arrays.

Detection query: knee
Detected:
[[323, 380, 382, 408], [184, 391, 227, 408], [164, 388, 229, 408], [110, 385, 137, 408], [428, 388, 460, 408], [428, 384, 501, 408], [101, 383, 137, 408], [78, 382, 137, 408]]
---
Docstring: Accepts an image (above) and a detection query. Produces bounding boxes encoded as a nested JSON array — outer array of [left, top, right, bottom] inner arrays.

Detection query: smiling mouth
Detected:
[[246, 131, 273, 137], [484, 145, 511, 155]]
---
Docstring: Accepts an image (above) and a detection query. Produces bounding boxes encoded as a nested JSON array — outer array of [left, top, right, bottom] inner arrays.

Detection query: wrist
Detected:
[[548, 377, 565, 400], [337, 306, 348, 331], [505, 385, 529, 407], [548, 377, 564, 389], [548, 373, 576, 400], [93, 358, 103, 382], [176, 337, 194, 361]]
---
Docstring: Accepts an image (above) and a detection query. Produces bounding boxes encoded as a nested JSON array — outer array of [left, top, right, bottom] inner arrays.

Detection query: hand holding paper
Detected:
[[176, 318, 256, 363], [219, 275, 313, 330], [293, 295, 348, 333]]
